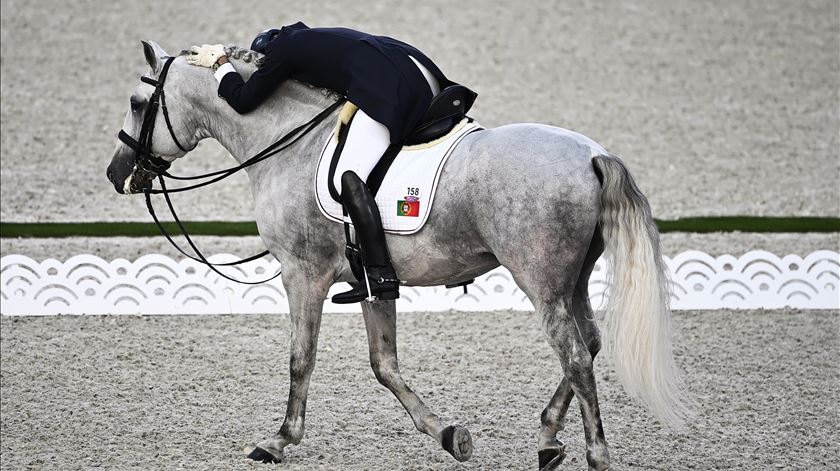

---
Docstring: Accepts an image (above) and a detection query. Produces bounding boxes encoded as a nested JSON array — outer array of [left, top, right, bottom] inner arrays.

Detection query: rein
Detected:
[[119, 55, 345, 284]]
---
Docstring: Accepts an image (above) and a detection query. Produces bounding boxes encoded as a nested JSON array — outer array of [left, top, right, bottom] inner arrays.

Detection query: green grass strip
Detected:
[[0, 221, 259, 238], [654, 216, 840, 233], [0, 217, 838, 238]]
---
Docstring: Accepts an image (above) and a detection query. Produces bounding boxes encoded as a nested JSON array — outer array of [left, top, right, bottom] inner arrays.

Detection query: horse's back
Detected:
[[465, 122, 606, 161], [440, 122, 604, 204]]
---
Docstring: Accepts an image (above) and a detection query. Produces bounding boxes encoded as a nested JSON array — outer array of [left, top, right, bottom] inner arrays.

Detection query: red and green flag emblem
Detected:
[[397, 196, 420, 217]]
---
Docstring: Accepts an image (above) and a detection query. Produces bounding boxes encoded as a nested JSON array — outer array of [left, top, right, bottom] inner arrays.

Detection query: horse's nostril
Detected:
[[107, 168, 114, 182]]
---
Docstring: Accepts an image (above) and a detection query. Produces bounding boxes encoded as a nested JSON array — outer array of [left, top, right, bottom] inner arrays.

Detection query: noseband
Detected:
[[118, 56, 194, 175]]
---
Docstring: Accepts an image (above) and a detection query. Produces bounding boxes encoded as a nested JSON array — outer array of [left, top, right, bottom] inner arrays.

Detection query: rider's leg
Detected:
[[330, 108, 391, 194], [331, 109, 400, 304]]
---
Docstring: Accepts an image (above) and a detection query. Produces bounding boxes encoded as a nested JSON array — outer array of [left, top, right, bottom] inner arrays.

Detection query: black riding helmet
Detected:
[[250, 28, 281, 54]]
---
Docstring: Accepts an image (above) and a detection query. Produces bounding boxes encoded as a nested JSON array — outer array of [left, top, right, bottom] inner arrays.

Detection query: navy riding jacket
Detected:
[[218, 22, 455, 144]]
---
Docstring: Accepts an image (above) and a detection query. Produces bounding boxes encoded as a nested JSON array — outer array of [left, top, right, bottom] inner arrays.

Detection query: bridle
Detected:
[[117, 55, 345, 284], [118, 56, 194, 176]]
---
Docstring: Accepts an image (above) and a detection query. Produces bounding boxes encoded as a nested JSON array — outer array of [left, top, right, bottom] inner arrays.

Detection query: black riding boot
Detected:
[[332, 171, 400, 304]]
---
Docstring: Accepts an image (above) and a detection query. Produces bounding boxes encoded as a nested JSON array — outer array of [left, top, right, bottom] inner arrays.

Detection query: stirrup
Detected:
[[331, 266, 400, 304]]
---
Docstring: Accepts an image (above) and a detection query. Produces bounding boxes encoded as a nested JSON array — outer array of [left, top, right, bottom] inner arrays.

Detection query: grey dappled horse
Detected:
[[107, 41, 690, 470]]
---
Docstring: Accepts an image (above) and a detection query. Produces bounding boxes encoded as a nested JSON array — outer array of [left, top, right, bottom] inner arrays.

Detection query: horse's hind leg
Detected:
[[538, 229, 604, 470], [537, 293, 609, 471], [361, 301, 473, 462]]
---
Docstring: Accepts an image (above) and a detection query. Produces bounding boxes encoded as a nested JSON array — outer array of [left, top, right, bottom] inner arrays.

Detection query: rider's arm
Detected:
[[213, 56, 235, 82], [215, 50, 291, 114]]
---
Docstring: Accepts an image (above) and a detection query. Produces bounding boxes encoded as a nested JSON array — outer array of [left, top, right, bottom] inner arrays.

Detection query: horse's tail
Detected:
[[591, 154, 692, 429]]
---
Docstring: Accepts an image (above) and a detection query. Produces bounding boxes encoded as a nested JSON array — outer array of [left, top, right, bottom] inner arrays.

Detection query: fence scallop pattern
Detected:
[[1, 251, 837, 315]]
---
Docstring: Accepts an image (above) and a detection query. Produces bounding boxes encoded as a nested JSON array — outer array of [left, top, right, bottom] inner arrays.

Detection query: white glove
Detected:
[[186, 44, 226, 68]]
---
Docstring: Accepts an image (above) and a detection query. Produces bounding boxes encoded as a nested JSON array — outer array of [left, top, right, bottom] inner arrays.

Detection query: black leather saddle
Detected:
[[404, 84, 478, 145]]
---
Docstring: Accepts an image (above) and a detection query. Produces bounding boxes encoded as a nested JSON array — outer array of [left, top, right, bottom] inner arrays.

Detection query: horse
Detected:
[[106, 41, 690, 470]]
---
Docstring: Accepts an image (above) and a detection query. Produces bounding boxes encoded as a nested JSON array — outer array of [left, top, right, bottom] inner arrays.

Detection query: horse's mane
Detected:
[[178, 45, 264, 65], [175, 45, 342, 102], [223, 45, 266, 67]]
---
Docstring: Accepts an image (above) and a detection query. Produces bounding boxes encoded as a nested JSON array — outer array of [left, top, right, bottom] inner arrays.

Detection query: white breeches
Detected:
[[332, 56, 441, 195], [331, 109, 392, 194]]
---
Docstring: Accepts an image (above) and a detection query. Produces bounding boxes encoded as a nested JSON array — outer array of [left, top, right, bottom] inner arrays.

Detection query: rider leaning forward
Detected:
[[187, 22, 465, 304]]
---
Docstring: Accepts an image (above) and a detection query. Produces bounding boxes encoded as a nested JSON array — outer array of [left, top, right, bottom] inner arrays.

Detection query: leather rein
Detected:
[[118, 56, 345, 284]]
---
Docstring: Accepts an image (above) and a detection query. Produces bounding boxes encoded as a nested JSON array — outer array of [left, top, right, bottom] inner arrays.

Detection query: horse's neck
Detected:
[[202, 78, 334, 169]]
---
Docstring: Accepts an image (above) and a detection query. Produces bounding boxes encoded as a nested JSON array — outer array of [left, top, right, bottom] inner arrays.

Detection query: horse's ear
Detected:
[[141, 40, 168, 73]]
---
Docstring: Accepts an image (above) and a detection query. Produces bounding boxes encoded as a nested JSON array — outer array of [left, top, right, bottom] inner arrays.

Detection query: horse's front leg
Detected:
[[362, 301, 473, 462], [248, 265, 331, 463]]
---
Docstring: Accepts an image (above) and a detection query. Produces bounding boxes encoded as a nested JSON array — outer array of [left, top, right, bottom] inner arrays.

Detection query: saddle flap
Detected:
[[406, 85, 477, 145], [315, 119, 483, 235]]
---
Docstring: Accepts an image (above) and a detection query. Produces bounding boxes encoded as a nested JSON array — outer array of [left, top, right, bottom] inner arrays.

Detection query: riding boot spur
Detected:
[[332, 171, 400, 304]]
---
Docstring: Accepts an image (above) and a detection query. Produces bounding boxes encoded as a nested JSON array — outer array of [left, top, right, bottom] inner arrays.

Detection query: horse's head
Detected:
[[106, 40, 203, 194]]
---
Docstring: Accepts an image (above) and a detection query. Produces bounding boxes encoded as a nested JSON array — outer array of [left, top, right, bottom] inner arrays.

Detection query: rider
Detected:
[[187, 22, 457, 304]]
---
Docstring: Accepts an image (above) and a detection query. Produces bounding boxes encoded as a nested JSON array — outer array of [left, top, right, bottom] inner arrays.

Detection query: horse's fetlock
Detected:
[[412, 419, 430, 435], [278, 420, 305, 445], [540, 407, 550, 424], [540, 407, 564, 431], [283, 430, 304, 445], [586, 443, 610, 471]]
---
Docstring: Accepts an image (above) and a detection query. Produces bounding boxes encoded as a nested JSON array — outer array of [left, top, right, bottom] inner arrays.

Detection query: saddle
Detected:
[[327, 84, 478, 200], [405, 84, 478, 145]]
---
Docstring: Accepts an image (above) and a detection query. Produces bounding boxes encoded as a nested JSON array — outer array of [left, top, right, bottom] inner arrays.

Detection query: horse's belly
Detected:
[[389, 245, 501, 287]]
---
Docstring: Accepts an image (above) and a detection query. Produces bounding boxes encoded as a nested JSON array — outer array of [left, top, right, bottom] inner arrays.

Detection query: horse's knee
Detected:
[[370, 357, 401, 388], [289, 355, 315, 383]]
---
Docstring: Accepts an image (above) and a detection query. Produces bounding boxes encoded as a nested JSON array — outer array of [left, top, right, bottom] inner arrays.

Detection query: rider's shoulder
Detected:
[[280, 21, 310, 34]]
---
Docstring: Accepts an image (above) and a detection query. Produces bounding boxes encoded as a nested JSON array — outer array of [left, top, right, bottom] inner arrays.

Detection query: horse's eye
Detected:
[[130, 97, 144, 113]]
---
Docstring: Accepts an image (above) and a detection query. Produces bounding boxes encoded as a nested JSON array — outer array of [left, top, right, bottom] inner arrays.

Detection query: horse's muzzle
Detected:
[[107, 145, 157, 194], [107, 161, 154, 194], [124, 166, 155, 194]]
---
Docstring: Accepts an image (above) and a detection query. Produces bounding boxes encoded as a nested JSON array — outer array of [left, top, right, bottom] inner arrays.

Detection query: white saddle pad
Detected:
[[315, 119, 483, 234]]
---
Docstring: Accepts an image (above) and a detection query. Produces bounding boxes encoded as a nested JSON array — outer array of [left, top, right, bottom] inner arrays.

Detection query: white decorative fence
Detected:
[[1, 251, 837, 315]]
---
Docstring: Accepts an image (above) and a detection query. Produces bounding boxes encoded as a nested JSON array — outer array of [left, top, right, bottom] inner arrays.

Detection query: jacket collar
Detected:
[[282, 21, 309, 32]]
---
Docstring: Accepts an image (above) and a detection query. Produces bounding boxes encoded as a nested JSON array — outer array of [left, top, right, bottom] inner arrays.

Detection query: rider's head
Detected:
[[250, 28, 281, 54]]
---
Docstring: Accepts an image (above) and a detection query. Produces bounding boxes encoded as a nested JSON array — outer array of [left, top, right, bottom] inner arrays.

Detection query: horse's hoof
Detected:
[[538, 444, 566, 471], [247, 446, 282, 464], [441, 425, 473, 462]]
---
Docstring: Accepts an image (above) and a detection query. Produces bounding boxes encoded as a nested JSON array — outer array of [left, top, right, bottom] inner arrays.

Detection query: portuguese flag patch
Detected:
[[397, 196, 420, 217]]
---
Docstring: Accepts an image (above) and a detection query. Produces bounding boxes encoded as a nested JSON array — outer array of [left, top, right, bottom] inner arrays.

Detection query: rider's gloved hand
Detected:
[[186, 44, 226, 68]]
